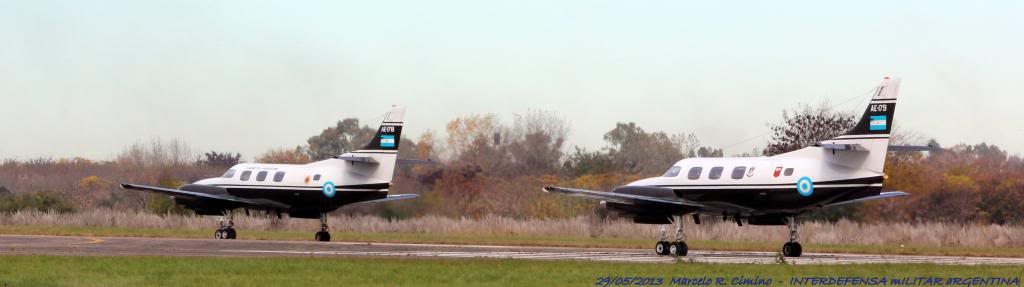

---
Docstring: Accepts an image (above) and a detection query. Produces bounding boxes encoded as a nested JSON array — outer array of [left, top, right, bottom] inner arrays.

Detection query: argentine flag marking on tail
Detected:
[[380, 135, 396, 147], [869, 115, 887, 131]]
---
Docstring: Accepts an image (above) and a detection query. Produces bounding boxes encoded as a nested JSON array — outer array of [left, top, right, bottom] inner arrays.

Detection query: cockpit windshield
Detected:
[[662, 166, 681, 177], [221, 169, 236, 178]]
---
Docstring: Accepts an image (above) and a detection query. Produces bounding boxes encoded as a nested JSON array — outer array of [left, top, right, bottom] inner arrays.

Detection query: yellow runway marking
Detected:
[[73, 237, 105, 245], [0, 235, 104, 247]]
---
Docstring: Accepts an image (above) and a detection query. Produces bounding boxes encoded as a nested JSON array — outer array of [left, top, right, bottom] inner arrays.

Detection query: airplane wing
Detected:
[[542, 186, 703, 208], [824, 191, 909, 207], [355, 194, 419, 204], [121, 183, 290, 209]]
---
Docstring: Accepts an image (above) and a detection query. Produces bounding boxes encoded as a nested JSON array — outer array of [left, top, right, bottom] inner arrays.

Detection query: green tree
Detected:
[[604, 122, 693, 175], [304, 118, 376, 160], [199, 151, 242, 167], [0, 191, 75, 213], [146, 178, 190, 216], [562, 147, 615, 177]]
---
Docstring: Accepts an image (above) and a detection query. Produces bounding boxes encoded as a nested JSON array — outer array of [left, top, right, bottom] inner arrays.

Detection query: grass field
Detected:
[[1, 255, 1023, 287], [5, 224, 1024, 258]]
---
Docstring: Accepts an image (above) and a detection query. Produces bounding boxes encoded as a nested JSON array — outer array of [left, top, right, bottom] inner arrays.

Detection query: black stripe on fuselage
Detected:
[[651, 176, 883, 188], [350, 151, 399, 154], [830, 136, 891, 140], [672, 185, 882, 214], [211, 183, 390, 190], [221, 187, 388, 211]]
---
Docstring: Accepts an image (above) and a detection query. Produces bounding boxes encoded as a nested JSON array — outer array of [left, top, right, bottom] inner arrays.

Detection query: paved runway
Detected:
[[2, 234, 1022, 265]]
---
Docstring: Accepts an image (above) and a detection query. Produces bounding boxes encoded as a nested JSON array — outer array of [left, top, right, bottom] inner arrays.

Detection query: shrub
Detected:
[[0, 191, 75, 213]]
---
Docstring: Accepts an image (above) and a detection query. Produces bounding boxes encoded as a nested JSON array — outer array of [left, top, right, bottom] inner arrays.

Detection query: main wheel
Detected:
[[783, 242, 803, 257], [225, 228, 237, 239], [655, 241, 670, 255], [670, 242, 688, 256], [214, 229, 223, 239], [315, 231, 331, 242]]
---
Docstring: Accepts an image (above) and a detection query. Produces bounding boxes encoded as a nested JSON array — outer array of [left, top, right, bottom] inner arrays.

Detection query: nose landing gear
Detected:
[[214, 210, 237, 240], [655, 215, 688, 256]]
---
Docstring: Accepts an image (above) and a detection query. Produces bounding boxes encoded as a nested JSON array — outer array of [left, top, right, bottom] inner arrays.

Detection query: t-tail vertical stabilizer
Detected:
[[335, 106, 406, 184]]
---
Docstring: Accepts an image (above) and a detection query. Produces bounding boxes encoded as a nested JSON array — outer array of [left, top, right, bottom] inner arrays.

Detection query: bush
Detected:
[[145, 178, 191, 216], [0, 191, 76, 213], [145, 195, 191, 216]]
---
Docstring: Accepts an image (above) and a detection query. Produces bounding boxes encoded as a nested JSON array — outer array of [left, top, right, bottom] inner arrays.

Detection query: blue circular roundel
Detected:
[[322, 181, 336, 198], [796, 177, 814, 197]]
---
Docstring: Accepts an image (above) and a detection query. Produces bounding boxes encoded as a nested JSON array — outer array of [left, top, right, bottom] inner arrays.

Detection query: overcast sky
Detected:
[[1, 0, 1021, 160]]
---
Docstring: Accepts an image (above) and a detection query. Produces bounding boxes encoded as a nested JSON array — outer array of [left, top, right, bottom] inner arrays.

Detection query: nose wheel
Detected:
[[314, 212, 331, 242], [654, 216, 688, 256], [214, 210, 237, 239], [215, 228, 236, 239]]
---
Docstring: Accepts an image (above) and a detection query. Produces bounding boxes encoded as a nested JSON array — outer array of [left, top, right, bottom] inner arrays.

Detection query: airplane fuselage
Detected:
[[178, 156, 396, 217], [621, 153, 884, 217]]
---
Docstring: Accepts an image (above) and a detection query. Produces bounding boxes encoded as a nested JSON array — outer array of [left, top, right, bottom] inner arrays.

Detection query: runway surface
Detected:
[[2, 234, 1022, 265]]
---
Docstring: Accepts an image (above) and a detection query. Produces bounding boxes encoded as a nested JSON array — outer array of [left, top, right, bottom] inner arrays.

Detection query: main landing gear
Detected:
[[214, 210, 237, 239], [314, 212, 331, 242], [782, 215, 803, 257], [655, 215, 688, 256]]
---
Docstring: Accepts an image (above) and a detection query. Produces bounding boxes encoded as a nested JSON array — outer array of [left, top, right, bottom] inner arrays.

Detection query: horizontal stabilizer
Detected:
[[824, 191, 908, 207], [397, 158, 435, 165], [333, 155, 379, 163], [820, 143, 868, 151], [543, 186, 703, 208], [356, 194, 419, 204]]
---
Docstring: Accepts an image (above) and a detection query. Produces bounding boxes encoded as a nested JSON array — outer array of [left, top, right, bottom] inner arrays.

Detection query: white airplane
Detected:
[[122, 106, 418, 241], [545, 77, 911, 257]]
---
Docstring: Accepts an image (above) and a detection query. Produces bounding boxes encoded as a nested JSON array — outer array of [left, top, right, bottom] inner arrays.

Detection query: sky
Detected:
[[1, 0, 1022, 160]]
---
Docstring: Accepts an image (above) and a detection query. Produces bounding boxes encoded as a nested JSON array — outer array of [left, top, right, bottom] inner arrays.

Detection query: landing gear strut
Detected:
[[214, 210, 237, 240], [314, 212, 331, 242], [655, 216, 688, 256], [782, 215, 802, 257]]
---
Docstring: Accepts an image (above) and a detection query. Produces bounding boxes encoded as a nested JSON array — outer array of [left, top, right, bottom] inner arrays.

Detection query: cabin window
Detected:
[[273, 171, 286, 182], [662, 166, 681, 177], [221, 169, 236, 178], [731, 166, 747, 179], [240, 171, 252, 181], [256, 171, 268, 181], [687, 167, 702, 180], [784, 168, 794, 176], [313, 174, 321, 181], [709, 167, 724, 180]]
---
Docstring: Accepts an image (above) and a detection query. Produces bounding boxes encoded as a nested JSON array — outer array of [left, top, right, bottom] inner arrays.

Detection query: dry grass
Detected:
[[3, 209, 1024, 249]]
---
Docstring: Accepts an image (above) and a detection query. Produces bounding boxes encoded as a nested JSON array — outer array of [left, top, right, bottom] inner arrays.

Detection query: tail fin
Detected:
[[357, 106, 406, 152], [822, 77, 900, 173], [341, 106, 405, 184]]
